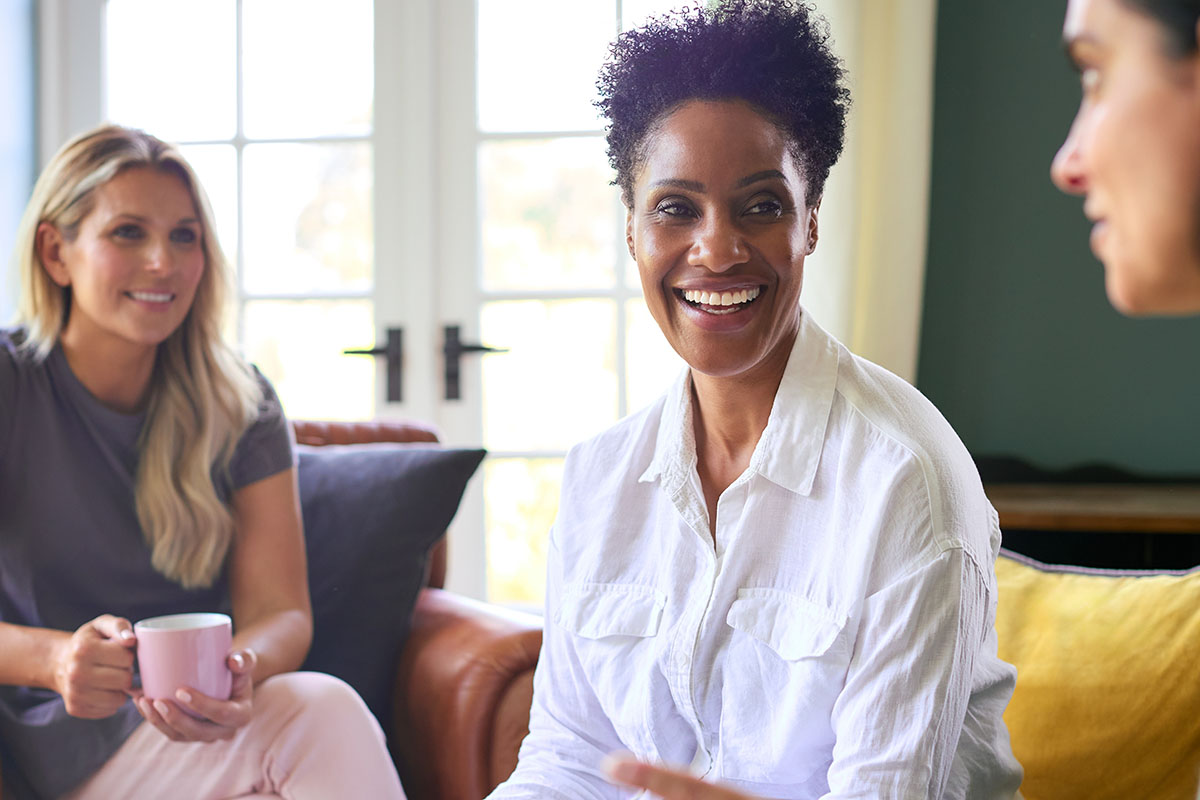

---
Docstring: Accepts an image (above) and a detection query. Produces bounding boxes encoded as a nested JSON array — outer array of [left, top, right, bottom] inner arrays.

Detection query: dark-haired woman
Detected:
[[487, 2, 1022, 799], [1051, 0, 1200, 315]]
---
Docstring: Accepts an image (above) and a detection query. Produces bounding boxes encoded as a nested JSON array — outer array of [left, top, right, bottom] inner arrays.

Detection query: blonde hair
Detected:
[[12, 124, 263, 588]]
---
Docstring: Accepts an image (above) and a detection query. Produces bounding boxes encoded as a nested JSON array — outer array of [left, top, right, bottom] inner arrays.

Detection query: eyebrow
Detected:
[[737, 170, 788, 188], [113, 213, 201, 225], [650, 170, 789, 193]]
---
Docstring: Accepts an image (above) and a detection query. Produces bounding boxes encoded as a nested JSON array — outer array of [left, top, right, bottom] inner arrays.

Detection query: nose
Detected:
[[143, 237, 172, 273], [688, 213, 749, 273], [1051, 113, 1089, 196]]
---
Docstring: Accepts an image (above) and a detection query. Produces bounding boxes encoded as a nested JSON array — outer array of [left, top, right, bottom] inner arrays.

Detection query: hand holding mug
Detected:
[[52, 614, 137, 719], [134, 648, 257, 743]]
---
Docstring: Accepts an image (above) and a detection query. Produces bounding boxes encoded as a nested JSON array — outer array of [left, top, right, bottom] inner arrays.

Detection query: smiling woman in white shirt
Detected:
[[486, 2, 1023, 799]]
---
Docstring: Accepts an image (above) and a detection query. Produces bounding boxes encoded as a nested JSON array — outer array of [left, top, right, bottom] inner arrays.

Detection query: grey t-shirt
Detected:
[[0, 328, 295, 799]]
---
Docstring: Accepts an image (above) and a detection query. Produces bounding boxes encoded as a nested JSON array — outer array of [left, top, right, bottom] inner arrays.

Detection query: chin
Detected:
[[1106, 270, 1200, 317]]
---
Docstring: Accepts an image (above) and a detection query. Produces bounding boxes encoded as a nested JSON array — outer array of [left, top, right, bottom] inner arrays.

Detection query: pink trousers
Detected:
[[64, 672, 406, 800]]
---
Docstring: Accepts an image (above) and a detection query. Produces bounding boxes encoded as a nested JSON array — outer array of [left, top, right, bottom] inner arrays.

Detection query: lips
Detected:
[[672, 284, 766, 332], [1089, 220, 1109, 255]]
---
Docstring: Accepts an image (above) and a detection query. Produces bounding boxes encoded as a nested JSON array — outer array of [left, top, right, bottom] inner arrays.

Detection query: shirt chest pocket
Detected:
[[718, 588, 853, 784], [557, 583, 665, 747]]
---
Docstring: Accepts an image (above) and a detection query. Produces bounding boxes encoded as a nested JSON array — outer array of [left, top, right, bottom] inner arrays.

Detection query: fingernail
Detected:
[[119, 629, 134, 641], [232, 653, 245, 669], [176, 690, 192, 704], [154, 700, 170, 716]]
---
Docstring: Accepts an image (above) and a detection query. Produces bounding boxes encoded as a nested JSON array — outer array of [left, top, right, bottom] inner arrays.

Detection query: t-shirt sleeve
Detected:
[[228, 367, 296, 490], [0, 331, 19, 460]]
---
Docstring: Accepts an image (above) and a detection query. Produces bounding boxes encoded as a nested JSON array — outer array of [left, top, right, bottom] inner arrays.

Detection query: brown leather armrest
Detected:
[[391, 588, 543, 800]]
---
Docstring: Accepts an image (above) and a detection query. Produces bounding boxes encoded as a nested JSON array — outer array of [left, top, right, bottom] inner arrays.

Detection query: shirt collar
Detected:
[[639, 308, 840, 497], [639, 363, 696, 491]]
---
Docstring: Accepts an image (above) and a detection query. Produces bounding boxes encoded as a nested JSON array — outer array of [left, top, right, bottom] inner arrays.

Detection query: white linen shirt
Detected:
[[489, 311, 1023, 800]]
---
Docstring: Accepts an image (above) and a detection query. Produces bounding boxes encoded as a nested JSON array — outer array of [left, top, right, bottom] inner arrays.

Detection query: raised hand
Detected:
[[604, 754, 760, 800]]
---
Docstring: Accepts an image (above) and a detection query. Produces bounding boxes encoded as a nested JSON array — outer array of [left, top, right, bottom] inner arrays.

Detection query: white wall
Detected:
[[0, 0, 35, 323]]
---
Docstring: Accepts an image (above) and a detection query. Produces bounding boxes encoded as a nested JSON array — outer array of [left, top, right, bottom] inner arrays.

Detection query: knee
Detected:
[[256, 672, 378, 729]]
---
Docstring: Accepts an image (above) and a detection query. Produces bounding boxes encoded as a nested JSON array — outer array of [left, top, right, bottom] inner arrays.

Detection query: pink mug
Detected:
[[134, 612, 233, 708]]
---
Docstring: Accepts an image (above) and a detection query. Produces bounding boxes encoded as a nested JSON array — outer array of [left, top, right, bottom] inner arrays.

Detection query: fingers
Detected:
[[56, 617, 137, 718], [89, 615, 137, 648], [227, 648, 257, 675], [224, 649, 256, 702], [603, 755, 751, 800], [135, 696, 238, 743], [174, 685, 251, 730]]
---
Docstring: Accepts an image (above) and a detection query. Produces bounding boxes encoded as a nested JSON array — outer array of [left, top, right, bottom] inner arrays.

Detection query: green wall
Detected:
[[917, 0, 1200, 477]]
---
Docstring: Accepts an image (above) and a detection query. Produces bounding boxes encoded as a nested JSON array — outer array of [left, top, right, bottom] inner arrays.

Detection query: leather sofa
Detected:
[[0, 420, 543, 800]]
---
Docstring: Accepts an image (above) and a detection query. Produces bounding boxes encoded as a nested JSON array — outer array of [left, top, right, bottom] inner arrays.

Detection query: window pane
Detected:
[[480, 138, 618, 291], [485, 457, 561, 607], [178, 145, 237, 267], [106, 0, 236, 141], [625, 249, 641, 292], [242, 0, 373, 139], [477, 0, 613, 132], [621, 0, 701, 30], [481, 300, 617, 451], [243, 143, 372, 295], [626, 298, 684, 414], [243, 300, 374, 421]]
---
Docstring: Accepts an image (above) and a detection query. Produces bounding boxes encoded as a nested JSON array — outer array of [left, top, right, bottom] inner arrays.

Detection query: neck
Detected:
[[689, 328, 796, 461], [690, 372, 776, 464], [59, 328, 158, 414]]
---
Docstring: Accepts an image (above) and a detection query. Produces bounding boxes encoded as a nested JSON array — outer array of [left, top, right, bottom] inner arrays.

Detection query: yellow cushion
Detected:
[[995, 553, 1200, 800]]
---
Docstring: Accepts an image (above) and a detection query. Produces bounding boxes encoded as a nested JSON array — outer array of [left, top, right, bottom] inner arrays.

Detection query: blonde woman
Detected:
[[0, 125, 405, 799]]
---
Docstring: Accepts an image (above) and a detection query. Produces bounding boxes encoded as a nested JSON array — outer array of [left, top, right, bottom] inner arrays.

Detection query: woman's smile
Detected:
[[675, 285, 766, 329]]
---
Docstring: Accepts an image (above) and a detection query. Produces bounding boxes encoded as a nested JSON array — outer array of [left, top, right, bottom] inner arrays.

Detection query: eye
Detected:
[[170, 227, 199, 245], [746, 197, 783, 217], [112, 223, 144, 240], [654, 198, 697, 219]]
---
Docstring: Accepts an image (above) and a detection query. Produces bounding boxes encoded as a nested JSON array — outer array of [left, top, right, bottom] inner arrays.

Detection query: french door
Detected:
[[44, 0, 684, 604]]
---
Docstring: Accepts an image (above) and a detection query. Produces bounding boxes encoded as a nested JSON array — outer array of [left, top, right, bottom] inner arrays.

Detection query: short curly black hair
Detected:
[[596, 0, 850, 208]]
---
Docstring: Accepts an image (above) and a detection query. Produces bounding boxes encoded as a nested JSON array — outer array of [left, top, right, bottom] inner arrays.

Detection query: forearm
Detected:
[[232, 607, 312, 684], [0, 621, 69, 689]]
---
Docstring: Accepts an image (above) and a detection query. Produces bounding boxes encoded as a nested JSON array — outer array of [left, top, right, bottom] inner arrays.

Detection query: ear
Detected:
[[35, 222, 72, 287], [805, 200, 821, 255], [625, 208, 636, 261]]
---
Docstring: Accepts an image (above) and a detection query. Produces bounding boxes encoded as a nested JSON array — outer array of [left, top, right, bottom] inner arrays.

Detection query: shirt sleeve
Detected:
[[486, 533, 626, 800], [227, 367, 296, 490], [823, 544, 1008, 799]]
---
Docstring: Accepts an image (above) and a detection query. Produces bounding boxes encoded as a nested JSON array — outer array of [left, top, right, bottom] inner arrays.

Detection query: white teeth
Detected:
[[129, 291, 173, 303], [681, 287, 761, 307]]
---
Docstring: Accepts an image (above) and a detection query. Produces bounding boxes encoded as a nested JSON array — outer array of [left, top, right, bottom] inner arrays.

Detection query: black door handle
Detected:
[[344, 327, 403, 403], [443, 325, 508, 400]]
